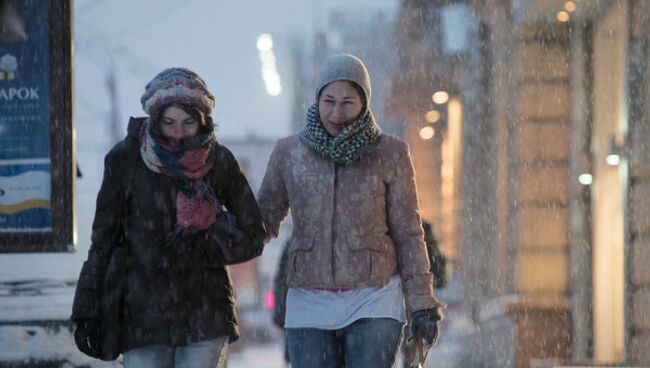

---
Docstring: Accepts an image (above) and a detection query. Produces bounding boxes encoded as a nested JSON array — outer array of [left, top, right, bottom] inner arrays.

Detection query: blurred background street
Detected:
[[3, 0, 650, 367]]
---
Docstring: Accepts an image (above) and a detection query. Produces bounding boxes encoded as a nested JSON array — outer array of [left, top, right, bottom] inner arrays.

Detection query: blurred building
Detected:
[[291, 6, 401, 136], [387, 0, 650, 366]]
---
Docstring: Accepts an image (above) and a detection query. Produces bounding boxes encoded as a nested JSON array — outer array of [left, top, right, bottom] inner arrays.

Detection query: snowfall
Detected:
[[0, 190, 293, 367], [0, 192, 471, 368]]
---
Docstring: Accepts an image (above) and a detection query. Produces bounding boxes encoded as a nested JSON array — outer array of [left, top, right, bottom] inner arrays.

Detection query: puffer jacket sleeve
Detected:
[[257, 142, 290, 240], [71, 141, 131, 321], [386, 140, 444, 313], [217, 146, 267, 259]]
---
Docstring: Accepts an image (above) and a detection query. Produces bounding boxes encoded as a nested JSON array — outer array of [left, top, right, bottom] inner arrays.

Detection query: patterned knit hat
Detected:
[[316, 54, 371, 108], [141, 67, 215, 119]]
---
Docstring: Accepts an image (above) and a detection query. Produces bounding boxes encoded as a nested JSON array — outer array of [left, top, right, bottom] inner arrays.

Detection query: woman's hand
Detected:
[[410, 307, 442, 345], [73, 318, 103, 357]]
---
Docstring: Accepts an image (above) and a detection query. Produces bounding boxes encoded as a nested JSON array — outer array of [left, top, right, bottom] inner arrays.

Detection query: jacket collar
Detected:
[[127, 117, 147, 138]]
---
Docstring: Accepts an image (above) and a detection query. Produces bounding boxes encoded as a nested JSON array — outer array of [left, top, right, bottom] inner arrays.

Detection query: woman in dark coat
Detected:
[[71, 67, 267, 367]]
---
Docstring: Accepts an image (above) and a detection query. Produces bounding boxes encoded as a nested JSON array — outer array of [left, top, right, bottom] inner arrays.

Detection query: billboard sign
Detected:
[[0, 0, 75, 252]]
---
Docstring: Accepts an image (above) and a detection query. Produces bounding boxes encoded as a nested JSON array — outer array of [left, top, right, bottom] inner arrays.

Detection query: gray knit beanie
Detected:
[[316, 54, 371, 108]]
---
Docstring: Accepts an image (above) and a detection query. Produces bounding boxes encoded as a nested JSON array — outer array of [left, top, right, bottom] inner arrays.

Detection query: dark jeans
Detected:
[[286, 318, 404, 368], [123, 337, 228, 368]]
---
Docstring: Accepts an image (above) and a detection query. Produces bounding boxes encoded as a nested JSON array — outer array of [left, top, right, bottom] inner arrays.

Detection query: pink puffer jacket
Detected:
[[258, 134, 443, 313]]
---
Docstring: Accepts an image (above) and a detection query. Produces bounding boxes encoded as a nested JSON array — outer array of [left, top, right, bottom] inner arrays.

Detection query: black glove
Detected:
[[74, 318, 103, 358], [410, 307, 442, 345]]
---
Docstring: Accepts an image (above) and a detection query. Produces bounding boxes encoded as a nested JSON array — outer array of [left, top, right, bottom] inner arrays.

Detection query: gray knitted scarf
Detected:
[[299, 103, 382, 165]]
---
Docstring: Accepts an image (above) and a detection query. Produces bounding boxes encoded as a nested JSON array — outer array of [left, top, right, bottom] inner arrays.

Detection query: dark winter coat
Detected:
[[71, 117, 267, 353]]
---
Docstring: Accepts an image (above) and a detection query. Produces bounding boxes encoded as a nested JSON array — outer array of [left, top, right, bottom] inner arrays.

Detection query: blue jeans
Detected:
[[123, 336, 228, 368], [287, 318, 404, 368]]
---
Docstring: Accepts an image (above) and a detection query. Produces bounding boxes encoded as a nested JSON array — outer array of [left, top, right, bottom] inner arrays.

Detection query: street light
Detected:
[[419, 126, 435, 140], [432, 91, 449, 104], [564, 1, 577, 12], [606, 154, 620, 166], [556, 11, 570, 22], [256, 34, 273, 52], [257, 33, 282, 96], [606, 135, 624, 167], [425, 110, 441, 123], [578, 173, 593, 186]]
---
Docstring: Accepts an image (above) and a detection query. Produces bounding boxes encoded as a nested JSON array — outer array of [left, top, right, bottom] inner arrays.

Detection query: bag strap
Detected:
[[115, 122, 140, 249]]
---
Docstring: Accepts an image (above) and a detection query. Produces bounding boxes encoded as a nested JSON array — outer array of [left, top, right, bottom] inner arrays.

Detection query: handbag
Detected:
[[98, 244, 126, 360], [73, 136, 135, 360], [72, 236, 126, 361]]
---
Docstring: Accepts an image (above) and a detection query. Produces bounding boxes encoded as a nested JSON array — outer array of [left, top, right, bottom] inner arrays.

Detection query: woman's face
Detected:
[[318, 81, 364, 136], [159, 105, 200, 143]]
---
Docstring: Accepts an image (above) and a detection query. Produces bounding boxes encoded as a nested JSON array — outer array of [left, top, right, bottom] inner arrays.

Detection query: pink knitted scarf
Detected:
[[139, 121, 219, 232]]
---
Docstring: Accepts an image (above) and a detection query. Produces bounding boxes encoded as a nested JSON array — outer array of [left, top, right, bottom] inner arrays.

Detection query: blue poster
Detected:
[[0, 0, 52, 231]]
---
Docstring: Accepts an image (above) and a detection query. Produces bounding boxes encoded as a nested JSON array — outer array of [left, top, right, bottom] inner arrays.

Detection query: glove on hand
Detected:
[[410, 307, 442, 345], [74, 318, 103, 357]]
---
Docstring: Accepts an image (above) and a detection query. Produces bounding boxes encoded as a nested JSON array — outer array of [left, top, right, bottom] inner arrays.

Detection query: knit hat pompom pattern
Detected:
[[141, 67, 215, 118]]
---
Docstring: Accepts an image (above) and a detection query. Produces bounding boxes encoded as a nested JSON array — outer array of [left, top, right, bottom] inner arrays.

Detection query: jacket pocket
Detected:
[[289, 236, 315, 283], [344, 233, 393, 282]]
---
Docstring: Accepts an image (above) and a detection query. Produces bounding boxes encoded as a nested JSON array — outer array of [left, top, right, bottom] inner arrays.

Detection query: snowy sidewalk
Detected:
[[227, 342, 287, 368], [0, 322, 285, 368]]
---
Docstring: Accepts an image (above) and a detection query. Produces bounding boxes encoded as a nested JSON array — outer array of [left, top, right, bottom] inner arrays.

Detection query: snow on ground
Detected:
[[228, 342, 287, 368], [0, 324, 285, 368], [0, 193, 114, 366], [0, 325, 120, 367], [0, 279, 76, 321]]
